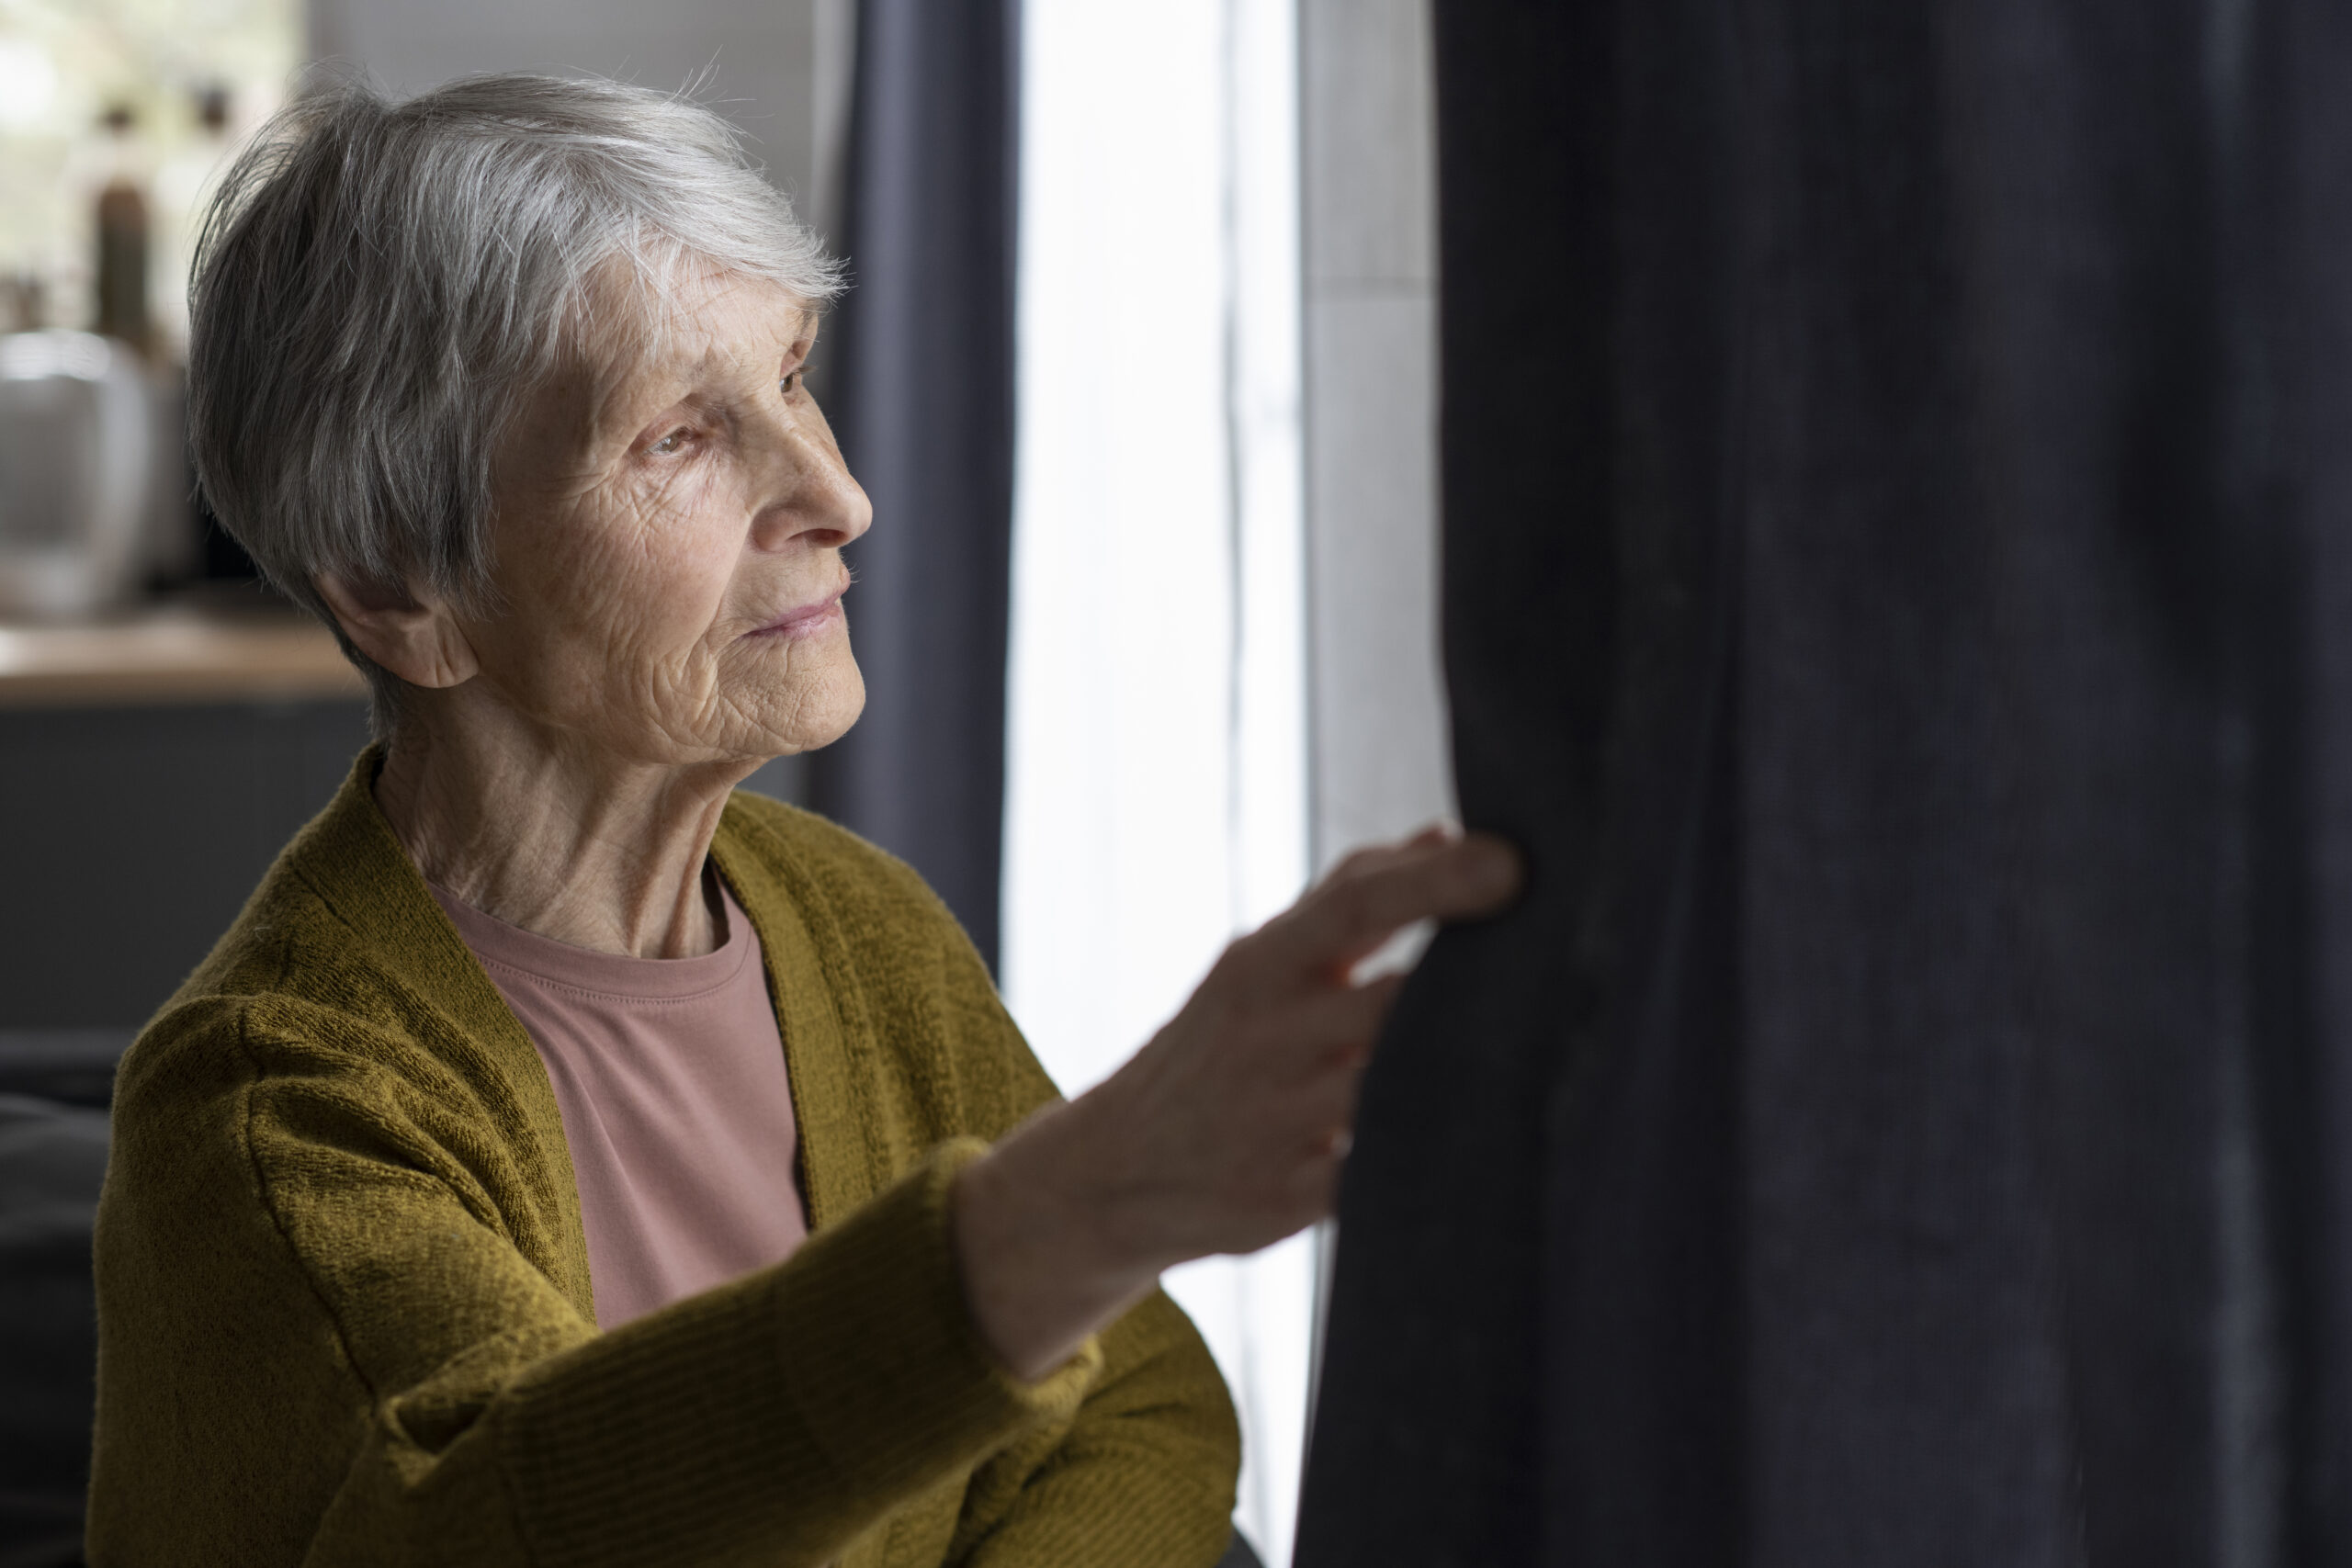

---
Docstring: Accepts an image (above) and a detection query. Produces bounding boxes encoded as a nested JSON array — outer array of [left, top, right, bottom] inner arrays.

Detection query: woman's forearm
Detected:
[[952, 1092, 1165, 1382]]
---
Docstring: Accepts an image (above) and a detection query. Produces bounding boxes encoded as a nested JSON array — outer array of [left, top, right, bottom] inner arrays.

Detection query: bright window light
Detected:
[[1002, 0, 1310, 1560]]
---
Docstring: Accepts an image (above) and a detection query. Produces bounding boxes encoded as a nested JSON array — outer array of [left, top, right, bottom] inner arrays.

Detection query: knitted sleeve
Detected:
[[946, 1290, 1243, 1567]]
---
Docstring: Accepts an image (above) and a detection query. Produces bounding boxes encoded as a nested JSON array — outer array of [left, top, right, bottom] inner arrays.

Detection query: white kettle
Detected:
[[0, 331, 155, 619]]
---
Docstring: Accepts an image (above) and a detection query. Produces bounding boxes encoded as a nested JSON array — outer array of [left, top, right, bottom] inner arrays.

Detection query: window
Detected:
[[1003, 0, 1310, 1558]]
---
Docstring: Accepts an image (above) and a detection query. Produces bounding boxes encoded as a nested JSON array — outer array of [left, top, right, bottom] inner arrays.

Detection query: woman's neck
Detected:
[[372, 701, 758, 959]]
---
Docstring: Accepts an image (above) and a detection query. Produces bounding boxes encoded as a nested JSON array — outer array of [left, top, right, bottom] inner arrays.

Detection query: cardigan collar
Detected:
[[285, 745, 881, 1311]]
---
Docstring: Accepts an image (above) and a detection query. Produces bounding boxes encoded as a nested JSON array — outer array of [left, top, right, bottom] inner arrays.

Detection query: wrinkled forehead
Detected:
[[558, 254, 815, 415]]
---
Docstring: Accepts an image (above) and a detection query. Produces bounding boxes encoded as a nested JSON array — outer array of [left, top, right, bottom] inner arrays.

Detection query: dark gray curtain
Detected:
[[1298, 1, 2352, 1563], [808, 0, 1020, 972]]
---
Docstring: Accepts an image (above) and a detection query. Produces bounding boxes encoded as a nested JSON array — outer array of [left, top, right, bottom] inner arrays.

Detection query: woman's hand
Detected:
[[953, 828, 1522, 1381]]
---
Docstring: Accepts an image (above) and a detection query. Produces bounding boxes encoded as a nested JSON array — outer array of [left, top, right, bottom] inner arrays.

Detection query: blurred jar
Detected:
[[91, 103, 154, 361], [0, 331, 153, 618]]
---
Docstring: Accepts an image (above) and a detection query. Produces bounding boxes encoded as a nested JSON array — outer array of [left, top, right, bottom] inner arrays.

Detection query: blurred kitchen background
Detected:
[[0, 1, 1443, 1563]]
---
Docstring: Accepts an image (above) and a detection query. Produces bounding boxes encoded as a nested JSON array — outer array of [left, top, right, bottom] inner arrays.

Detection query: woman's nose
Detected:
[[748, 409, 872, 552]]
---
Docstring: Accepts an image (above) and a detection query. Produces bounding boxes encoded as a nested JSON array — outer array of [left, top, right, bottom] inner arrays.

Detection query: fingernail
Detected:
[[1467, 840, 1520, 896]]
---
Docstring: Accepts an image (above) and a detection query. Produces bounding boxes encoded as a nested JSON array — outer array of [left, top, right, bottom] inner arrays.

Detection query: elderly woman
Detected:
[[86, 74, 1515, 1568]]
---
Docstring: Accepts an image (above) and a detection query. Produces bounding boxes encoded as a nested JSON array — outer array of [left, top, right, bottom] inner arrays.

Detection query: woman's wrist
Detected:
[[950, 1096, 1168, 1382]]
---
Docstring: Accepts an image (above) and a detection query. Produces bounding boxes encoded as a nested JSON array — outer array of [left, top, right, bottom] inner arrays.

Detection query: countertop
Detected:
[[0, 603, 363, 708]]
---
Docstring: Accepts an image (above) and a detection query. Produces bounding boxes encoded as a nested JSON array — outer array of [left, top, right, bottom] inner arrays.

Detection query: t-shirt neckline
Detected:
[[424, 864, 756, 1005]]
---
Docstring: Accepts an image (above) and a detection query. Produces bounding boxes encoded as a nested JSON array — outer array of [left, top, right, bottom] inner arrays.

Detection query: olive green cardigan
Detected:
[[87, 751, 1238, 1567]]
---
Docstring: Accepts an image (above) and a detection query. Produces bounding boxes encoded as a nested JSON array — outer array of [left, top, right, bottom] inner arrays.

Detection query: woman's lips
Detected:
[[751, 587, 846, 640]]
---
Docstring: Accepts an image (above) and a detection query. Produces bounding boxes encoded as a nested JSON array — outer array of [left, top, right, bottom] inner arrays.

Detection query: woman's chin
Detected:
[[750, 663, 866, 758]]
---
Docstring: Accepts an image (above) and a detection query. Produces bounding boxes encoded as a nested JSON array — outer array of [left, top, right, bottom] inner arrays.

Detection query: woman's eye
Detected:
[[779, 370, 801, 396], [650, 429, 690, 455]]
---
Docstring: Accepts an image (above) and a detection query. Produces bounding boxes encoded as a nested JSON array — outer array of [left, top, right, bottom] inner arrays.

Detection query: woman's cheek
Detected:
[[650, 522, 752, 651]]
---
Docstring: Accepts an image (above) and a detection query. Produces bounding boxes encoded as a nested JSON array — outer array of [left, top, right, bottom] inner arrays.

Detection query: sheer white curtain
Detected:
[[1001, 0, 1309, 1560]]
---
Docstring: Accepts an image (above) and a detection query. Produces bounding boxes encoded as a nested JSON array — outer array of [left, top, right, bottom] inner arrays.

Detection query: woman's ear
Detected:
[[312, 571, 481, 691]]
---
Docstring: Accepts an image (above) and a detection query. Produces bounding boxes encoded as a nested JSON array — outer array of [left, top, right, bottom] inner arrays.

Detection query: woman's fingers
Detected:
[[1245, 972, 1402, 1081], [1248, 979, 1398, 1165], [1312, 825, 1455, 891], [1252, 830, 1521, 985], [1283, 1047, 1370, 1145], [1055, 828, 1522, 1274]]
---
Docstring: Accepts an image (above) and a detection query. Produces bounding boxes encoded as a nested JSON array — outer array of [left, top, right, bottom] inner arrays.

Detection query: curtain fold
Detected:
[[808, 0, 1021, 971], [1296, 2, 2352, 1562]]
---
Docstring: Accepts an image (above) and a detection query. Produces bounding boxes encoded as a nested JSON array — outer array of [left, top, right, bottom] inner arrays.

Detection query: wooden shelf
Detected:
[[0, 605, 365, 708]]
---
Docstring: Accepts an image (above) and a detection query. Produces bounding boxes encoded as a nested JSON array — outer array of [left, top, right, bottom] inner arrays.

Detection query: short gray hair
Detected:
[[187, 72, 843, 735]]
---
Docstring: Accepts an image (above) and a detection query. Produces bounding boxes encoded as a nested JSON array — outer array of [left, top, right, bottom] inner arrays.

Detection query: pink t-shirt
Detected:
[[428, 873, 809, 1329]]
